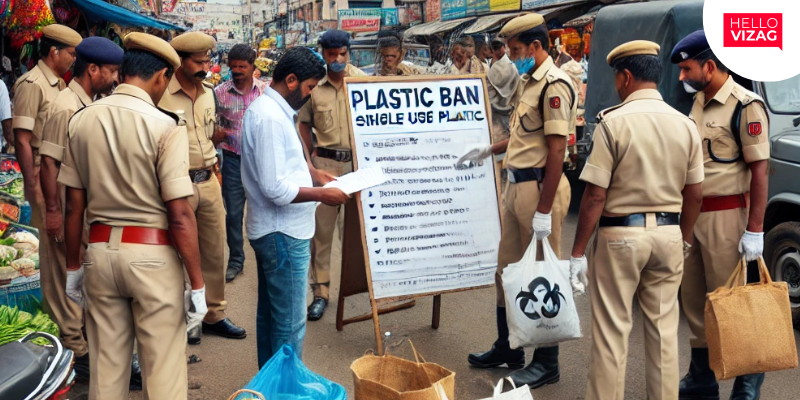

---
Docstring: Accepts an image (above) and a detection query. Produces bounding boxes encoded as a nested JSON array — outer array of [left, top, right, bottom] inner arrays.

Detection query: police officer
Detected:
[[375, 36, 420, 76], [297, 30, 367, 320], [11, 21, 80, 356], [59, 32, 206, 399], [38, 36, 122, 380], [671, 30, 770, 400], [486, 35, 520, 185], [569, 41, 704, 400], [160, 31, 246, 343], [458, 13, 574, 387]]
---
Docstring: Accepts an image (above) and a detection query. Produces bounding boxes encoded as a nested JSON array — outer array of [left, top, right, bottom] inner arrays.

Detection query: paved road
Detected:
[[71, 181, 800, 400]]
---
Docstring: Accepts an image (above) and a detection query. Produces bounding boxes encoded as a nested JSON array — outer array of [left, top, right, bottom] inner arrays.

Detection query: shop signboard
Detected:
[[467, 0, 490, 16], [522, 0, 570, 10], [489, 0, 519, 12], [426, 0, 441, 22], [381, 8, 399, 26], [338, 9, 382, 32], [441, 0, 466, 21]]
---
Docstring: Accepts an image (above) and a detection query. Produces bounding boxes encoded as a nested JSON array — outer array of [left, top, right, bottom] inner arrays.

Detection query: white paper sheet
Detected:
[[323, 167, 390, 195]]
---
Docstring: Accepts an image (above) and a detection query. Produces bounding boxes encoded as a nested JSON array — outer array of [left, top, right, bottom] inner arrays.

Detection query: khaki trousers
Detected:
[[681, 207, 747, 348], [187, 177, 227, 323], [309, 155, 352, 300], [83, 234, 187, 400], [495, 174, 571, 306], [585, 220, 684, 400], [30, 167, 87, 356]]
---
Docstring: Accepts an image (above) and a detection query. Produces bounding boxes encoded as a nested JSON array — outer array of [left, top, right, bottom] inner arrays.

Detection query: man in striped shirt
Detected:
[[215, 44, 267, 283]]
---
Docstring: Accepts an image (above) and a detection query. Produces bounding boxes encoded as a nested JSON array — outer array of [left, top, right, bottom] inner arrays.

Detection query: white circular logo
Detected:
[[703, 0, 800, 82]]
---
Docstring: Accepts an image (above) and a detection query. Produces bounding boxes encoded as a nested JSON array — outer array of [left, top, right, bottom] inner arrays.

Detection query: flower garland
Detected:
[[7, 0, 55, 49], [0, 0, 12, 20]]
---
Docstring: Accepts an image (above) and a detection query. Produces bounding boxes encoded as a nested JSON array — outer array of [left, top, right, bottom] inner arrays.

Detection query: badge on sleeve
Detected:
[[748, 122, 762, 136], [549, 96, 561, 109]]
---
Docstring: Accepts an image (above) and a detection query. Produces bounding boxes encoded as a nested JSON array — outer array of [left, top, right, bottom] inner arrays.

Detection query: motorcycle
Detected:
[[0, 332, 75, 400]]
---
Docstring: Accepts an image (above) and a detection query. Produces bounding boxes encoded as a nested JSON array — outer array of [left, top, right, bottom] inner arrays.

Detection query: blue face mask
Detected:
[[329, 61, 346, 73], [513, 57, 536, 75]]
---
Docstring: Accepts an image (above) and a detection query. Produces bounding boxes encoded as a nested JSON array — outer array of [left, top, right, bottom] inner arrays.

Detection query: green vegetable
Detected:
[[0, 305, 59, 346]]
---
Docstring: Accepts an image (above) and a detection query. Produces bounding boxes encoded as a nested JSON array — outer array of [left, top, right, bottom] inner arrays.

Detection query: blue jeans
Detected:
[[222, 150, 246, 269], [250, 232, 310, 368]]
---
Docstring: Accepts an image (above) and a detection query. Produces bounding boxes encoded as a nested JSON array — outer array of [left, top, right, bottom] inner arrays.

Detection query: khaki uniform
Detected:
[[376, 62, 420, 76], [580, 89, 704, 400], [35, 80, 92, 357], [460, 56, 487, 75], [496, 56, 575, 306], [682, 76, 770, 348], [58, 84, 192, 400], [11, 60, 66, 341], [298, 64, 366, 299], [159, 77, 227, 323]]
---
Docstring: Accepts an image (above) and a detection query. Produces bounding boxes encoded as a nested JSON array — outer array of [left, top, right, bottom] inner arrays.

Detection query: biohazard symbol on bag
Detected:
[[515, 277, 566, 320]]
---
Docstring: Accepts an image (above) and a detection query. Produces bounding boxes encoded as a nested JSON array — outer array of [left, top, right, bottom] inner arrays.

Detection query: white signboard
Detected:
[[345, 77, 501, 299]]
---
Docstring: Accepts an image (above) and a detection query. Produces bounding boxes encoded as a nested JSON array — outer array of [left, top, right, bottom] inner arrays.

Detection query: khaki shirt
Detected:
[[40, 80, 92, 162], [376, 62, 420, 77], [12, 60, 66, 154], [298, 64, 366, 150], [159, 76, 217, 169], [581, 89, 705, 214], [459, 56, 486, 75], [505, 57, 577, 169], [58, 84, 193, 230], [690, 76, 770, 197]]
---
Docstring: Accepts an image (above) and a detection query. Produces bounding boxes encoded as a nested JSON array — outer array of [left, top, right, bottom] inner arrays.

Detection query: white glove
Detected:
[[455, 145, 492, 169], [66, 267, 85, 308], [532, 211, 552, 240], [683, 241, 692, 259], [738, 230, 764, 262], [570, 256, 588, 295], [187, 286, 208, 332]]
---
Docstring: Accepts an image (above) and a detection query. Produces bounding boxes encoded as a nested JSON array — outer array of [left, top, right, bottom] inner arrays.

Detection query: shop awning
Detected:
[[404, 17, 476, 37], [463, 12, 524, 34], [69, 0, 185, 31], [564, 10, 599, 27]]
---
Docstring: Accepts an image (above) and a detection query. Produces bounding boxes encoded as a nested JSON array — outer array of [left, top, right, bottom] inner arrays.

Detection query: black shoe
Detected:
[[730, 373, 765, 400], [187, 324, 202, 345], [679, 348, 720, 400], [202, 318, 247, 339], [468, 307, 525, 369], [508, 346, 560, 389], [225, 265, 243, 283], [129, 354, 142, 391], [307, 297, 327, 321], [73, 353, 90, 381]]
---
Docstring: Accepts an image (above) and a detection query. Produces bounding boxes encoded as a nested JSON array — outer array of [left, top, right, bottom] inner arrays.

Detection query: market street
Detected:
[[68, 181, 800, 400]]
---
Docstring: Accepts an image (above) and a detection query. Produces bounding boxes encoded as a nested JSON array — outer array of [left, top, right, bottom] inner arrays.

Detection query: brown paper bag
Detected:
[[351, 340, 455, 400], [705, 257, 799, 380]]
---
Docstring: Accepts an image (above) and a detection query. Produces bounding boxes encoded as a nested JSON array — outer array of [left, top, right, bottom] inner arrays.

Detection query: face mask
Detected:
[[329, 61, 346, 73], [513, 57, 536, 75], [683, 77, 709, 93], [683, 81, 698, 94]]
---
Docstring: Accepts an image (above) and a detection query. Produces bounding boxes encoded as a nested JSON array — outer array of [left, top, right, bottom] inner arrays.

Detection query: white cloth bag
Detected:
[[502, 237, 581, 349], [477, 378, 533, 400]]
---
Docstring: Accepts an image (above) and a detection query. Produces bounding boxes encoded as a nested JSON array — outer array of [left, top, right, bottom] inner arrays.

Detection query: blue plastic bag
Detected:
[[232, 344, 346, 400]]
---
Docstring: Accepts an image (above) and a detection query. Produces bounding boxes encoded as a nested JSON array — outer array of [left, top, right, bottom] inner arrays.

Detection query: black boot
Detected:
[[129, 354, 142, 391], [468, 307, 525, 369], [730, 373, 764, 400], [679, 348, 719, 400], [508, 345, 560, 389]]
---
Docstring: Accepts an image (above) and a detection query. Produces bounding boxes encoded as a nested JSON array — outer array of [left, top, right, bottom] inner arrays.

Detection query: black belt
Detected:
[[189, 168, 213, 184], [316, 147, 351, 163], [599, 212, 680, 227], [222, 149, 240, 160], [507, 167, 545, 184]]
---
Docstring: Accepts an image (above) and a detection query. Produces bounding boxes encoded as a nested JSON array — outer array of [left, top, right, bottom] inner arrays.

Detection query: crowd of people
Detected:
[[0, 9, 772, 400]]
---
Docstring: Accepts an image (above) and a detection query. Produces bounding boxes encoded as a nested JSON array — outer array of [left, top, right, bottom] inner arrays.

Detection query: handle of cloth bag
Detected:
[[493, 377, 518, 397], [384, 338, 428, 364], [227, 389, 266, 400], [725, 256, 774, 289]]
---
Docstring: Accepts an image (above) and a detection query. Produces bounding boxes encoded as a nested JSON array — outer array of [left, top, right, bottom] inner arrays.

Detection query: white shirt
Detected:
[[0, 80, 10, 148], [241, 86, 315, 241]]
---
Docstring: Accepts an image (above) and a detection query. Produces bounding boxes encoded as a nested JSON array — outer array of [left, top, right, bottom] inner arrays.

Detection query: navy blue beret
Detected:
[[76, 36, 124, 65], [670, 30, 710, 64], [319, 30, 351, 49]]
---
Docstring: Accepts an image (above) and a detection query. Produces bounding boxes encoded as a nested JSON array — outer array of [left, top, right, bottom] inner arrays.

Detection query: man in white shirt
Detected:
[[241, 47, 348, 367], [0, 80, 11, 151]]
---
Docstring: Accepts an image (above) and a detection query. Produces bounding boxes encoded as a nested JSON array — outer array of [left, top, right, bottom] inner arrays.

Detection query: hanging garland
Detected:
[[7, 0, 55, 50], [0, 0, 12, 20]]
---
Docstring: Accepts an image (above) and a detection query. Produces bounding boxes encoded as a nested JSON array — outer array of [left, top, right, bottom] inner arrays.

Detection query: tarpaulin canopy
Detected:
[[463, 12, 524, 34], [404, 17, 476, 37], [69, 0, 185, 31]]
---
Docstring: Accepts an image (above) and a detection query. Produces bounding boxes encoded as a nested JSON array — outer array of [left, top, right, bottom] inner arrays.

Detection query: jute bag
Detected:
[[351, 340, 455, 400], [705, 257, 799, 380]]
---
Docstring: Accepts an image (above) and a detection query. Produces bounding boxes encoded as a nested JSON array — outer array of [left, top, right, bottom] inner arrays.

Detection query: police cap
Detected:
[[607, 40, 660, 65], [76, 37, 124, 66], [123, 32, 181, 70], [170, 32, 216, 54], [41, 24, 82, 48], [670, 30, 709, 64], [499, 13, 545, 41], [319, 30, 351, 49]]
